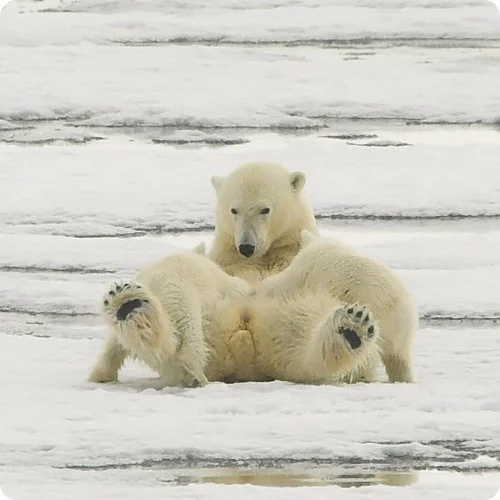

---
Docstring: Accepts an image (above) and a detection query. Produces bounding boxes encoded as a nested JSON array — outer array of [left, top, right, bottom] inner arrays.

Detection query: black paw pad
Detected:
[[364, 314, 369, 323], [367, 325, 375, 338], [347, 308, 354, 314], [109, 290, 115, 296], [103, 299, 109, 307], [339, 326, 362, 349], [355, 310, 363, 319], [115, 285, 122, 292], [116, 299, 143, 321]]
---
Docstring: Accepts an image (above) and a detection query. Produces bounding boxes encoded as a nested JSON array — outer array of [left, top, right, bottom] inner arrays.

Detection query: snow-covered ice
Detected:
[[0, 0, 499, 498], [1, 0, 500, 127], [1, 131, 500, 236]]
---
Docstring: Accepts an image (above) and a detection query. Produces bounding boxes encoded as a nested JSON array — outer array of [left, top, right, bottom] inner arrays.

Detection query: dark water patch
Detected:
[[347, 140, 412, 147], [421, 315, 500, 327], [307, 114, 497, 127], [0, 265, 115, 275], [0, 307, 96, 318], [2, 118, 499, 140], [60, 437, 499, 473], [77, 121, 325, 131], [38, 9, 76, 13], [151, 137, 250, 147], [72, 231, 148, 239], [110, 37, 500, 50], [320, 133, 378, 140], [71, 223, 214, 238], [0, 124, 35, 132], [0, 136, 105, 146], [316, 213, 500, 222]]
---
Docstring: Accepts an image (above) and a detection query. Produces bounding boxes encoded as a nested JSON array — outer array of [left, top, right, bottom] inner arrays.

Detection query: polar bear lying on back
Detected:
[[88, 248, 252, 388], [88, 245, 381, 387], [257, 231, 418, 383]]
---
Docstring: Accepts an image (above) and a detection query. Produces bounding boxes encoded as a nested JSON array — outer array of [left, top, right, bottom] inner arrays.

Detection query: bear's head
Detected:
[[211, 162, 308, 260]]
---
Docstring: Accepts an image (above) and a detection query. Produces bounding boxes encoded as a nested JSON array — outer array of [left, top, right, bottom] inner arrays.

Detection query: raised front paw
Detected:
[[338, 303, 377, 350]]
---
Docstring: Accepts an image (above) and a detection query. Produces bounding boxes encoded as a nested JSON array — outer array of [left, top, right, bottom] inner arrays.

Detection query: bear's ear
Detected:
[[289, 171, 306, 193], [300, 229, 317, 249], [211, 175, 225, 193], [192, 242, 206, 255]]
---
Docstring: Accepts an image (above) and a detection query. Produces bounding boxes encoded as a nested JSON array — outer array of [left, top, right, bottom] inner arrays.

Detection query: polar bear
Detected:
[[88, 248, 381, 387], [257, 231, 418, 383], [209, 162, 318, 284]]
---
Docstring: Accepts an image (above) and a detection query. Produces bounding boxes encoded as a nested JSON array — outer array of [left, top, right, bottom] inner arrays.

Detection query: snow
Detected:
[[1, 131, 500, 238], [0, 0, 500, 127], [1, 0, 500, 498], [1, 329, 500, 499]]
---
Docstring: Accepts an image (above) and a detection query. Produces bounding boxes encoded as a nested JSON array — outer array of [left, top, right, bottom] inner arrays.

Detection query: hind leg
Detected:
[[102, 281, 178, 360], [252, 295, 380, 384], [91, 281, 184, 383], [88, 334, 129, 383], [102, 281, 208, 388], [382, 352, 414, 383]]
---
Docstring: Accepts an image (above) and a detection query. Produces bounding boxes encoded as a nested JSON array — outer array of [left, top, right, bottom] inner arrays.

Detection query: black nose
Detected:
[[238, 244, 255, 258]]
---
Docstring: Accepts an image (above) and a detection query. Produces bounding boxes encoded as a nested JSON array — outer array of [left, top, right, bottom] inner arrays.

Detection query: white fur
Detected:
[[89, 251, 252, 387], [192, 241, 206, 255], [209, 161, 318, 284], [89, 249, 381, 387], [257, 231, 418, 383]]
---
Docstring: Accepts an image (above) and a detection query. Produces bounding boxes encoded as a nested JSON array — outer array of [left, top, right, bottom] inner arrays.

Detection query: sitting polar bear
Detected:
[[209, 161, 318, 284], [88, 247, 380, 387], [257, 231, 418, 383]]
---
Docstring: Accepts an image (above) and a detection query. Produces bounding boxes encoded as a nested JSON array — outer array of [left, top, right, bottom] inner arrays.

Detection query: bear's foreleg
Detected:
[[88, 334, 129, 383], [163, 284, 209, 387]]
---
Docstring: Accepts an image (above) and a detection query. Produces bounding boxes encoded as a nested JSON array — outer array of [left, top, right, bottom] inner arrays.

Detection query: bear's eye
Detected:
[[230, 208, 238, 215], [260, 207, 271, 215]]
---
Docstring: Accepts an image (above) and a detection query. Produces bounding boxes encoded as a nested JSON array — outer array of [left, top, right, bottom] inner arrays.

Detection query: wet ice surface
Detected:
[[1, 0, 500, 498]]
